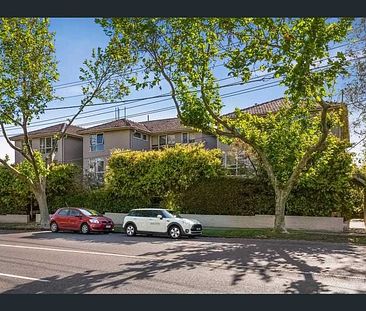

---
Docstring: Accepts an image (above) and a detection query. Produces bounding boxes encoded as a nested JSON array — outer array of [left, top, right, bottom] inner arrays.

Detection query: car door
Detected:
[[68, 209, 82, 231], [56, 209, 70, 230], [132, 210, 148, 232], [148, 210, 168, 233]]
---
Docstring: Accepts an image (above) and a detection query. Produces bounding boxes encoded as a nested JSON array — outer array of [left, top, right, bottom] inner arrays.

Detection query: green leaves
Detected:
[[0, 18, 59, 124], [105, 144, 224, 207]]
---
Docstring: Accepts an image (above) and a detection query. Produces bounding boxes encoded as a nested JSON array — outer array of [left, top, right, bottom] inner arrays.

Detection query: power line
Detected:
[[50, 40, 355, 97], [2, 50, 364, 136]]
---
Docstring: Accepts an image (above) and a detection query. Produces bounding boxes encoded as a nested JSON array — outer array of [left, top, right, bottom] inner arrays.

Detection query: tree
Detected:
[[97, 18, 352, 232], [343, 18, 366, 154], [0, 18, 130, 228]]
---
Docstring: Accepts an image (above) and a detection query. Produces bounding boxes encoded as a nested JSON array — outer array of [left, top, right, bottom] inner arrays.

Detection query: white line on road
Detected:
[[0, 243, 159, 261], [0, 272, 50, 282], [1, 243, 366, 282]]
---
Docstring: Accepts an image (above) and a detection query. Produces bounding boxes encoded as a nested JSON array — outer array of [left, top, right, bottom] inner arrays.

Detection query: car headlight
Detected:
[[89, 218, 100, 224]]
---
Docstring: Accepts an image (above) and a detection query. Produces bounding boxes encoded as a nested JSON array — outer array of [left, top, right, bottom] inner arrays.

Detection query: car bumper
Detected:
[[89, 223, 114, 232]]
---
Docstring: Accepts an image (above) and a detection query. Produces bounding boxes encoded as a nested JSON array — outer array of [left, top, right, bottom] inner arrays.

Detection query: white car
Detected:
[[122, 208, 202, 239]]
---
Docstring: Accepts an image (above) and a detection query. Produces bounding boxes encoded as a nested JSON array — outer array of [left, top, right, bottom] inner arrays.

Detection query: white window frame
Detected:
[[40, 137, 58, 154], [90, 133, 104, 152], [88, 157, 105, 182], [133, 131, 148, 141]]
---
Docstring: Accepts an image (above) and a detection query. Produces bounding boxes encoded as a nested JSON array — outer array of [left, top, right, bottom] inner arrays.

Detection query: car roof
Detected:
[[130, 208, 166, 211]]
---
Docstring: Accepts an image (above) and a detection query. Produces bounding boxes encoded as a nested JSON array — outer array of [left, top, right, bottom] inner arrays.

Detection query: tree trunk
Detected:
[[364, 187, 366, 229], [274, 188, 289, 233], [34, 180, 49, 229]]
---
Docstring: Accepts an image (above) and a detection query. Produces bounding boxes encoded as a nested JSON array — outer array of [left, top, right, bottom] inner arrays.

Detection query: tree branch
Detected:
[[0, 158, 34, 188], [0, 122, 33, 163], [285, 101, 330, 192]]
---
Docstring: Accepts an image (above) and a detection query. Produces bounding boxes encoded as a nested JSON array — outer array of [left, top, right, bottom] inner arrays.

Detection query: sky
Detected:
[[0, 18, 362, 163]]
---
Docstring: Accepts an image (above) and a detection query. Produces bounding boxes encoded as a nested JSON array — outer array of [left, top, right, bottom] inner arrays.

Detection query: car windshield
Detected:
[[163, 210, 180, 218], [168, 210, 182, 218], [79, 209, 101, 216]]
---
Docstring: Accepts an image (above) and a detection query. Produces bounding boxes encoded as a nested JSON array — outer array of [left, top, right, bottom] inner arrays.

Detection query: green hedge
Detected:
[[179, 176, 362, 219], [48, 188, 150, 214]]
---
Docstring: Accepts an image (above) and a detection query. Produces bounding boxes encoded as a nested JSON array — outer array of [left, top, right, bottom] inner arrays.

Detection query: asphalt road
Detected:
[[0, 230, 366, 294]]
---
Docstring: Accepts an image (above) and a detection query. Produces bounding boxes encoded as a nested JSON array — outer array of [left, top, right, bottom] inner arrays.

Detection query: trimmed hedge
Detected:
[[48, 189, 150, 214], [179, 176, 362, 220]]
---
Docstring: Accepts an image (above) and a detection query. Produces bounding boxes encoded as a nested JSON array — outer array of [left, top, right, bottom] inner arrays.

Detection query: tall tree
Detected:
[[98, 18, 352, 232], [343, 18, 366, 153], [0, 18, 130, 228]]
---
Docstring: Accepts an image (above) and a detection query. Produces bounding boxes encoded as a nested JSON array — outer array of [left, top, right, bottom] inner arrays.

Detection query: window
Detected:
[[88, 157, 105, 182], [69, 209, 82, 217], [182, 133, 188, 144], [189, 133, 196, 143], [40, 137, 58, 154], [58, 209, 69, 216], [167, 134, 175, 145], [90, 134, 104, 152], [133, 132, 142, 139], [159, 134, 175, 147], [133, 132, 148, 141], [79, 209, 101, 216], [159, 135, 167, 146]]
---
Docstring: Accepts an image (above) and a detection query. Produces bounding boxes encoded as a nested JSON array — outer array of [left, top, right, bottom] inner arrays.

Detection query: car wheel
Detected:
[[50, 222, 58, 233], [169, 225, 181, 239], [125, 224, 136, 236], [81, 223, 90, 234]]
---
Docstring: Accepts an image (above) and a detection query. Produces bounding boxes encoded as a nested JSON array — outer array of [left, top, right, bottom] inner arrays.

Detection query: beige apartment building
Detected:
[[10, 98, 350, 181]]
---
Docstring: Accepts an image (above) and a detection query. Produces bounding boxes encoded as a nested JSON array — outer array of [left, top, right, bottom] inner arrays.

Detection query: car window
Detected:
[[58, 209, 69, 216], [70, 209, 82, 217], [79, 209, 101, 216], [128, 210, 138, 216], [150, 210, 161, 218], [140, 210, 153, 217]]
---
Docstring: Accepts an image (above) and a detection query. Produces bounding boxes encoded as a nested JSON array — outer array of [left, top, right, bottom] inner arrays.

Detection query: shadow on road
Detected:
[[3, 235, 366, 294]]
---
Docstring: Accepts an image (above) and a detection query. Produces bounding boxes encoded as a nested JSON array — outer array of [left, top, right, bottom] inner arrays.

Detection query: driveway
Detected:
[[0, 230, 365, 293]]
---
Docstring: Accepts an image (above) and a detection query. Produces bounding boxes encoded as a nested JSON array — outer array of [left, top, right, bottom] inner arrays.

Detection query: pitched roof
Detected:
[[77, 118, 150, 135], [10, 123, 84, 141], [141, 117, 191, 133], [225, 97, 287, 118]]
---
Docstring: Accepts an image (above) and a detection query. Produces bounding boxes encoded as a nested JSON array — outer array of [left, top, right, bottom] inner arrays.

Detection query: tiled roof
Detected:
[[77, 118, 150, 134], [10, 123, 84, 141], [141, 117, 191, 133], [11, 98, 339, 139], [225, 98, 287, 117]]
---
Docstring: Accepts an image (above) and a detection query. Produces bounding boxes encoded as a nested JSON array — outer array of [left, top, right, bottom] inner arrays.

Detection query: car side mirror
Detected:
[[157, 215, 163, 220]]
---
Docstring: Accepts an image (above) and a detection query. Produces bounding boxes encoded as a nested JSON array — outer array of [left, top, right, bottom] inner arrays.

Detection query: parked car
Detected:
[[122, 208, 202, 239], [50, 207, 114, 234]]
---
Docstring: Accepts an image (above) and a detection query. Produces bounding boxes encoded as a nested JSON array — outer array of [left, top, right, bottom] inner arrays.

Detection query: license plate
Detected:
[[106, 225, 111, 228]]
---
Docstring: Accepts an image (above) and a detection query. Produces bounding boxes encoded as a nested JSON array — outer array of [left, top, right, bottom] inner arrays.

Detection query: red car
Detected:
[[50, 207, 114, 234]]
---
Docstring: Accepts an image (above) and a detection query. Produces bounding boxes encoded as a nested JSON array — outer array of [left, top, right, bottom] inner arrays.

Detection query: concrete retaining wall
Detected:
[[0, 214, 30, 224], [182, 214, 344, 232], [103, 212, 344, 232]]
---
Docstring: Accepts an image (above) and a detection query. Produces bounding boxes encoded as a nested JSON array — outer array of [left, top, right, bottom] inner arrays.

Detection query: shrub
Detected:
[[106, 144, 225, 207]]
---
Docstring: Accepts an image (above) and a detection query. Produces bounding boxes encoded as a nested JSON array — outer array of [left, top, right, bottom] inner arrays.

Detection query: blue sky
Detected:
[[0, 18, 360, 162]]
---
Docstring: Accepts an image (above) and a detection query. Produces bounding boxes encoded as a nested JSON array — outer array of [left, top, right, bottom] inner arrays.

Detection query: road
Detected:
[[0, 230, 366, 294]]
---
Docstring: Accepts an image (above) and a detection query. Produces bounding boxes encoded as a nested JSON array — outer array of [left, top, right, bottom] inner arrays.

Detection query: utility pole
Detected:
[[124, 107, 127, 119]]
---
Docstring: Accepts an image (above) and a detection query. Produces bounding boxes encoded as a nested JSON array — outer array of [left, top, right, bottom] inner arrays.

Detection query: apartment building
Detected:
[[10, 124, 84, 166], [10, 98, 350, 180]]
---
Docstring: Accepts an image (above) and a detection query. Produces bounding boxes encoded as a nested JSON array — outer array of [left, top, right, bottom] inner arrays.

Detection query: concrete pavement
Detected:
[[0, 230, 366, 293]]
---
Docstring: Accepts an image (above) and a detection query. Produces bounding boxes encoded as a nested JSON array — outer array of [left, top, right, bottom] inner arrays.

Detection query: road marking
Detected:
[[0, 243, 159, 261], [0, 272, 49, 282], [1, 243, 365, 282]]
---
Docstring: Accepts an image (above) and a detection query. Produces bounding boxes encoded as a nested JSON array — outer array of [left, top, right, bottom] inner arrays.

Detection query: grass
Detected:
[[202, 227, 366, 245], [1, 223, 366, 245]]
